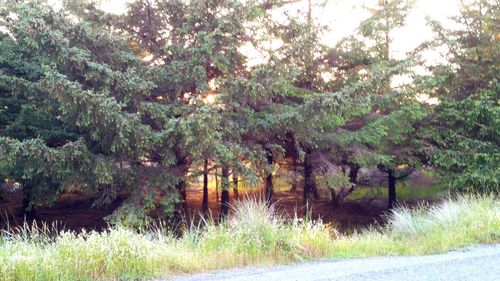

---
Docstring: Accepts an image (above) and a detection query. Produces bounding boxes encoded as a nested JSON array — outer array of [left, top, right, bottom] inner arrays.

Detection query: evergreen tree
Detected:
[[0, 0, 178, 224], [253, 1, 377, 215], [116, 0, 287, 218], [422, 0, 499, 193], [332, 0, 427, 209]]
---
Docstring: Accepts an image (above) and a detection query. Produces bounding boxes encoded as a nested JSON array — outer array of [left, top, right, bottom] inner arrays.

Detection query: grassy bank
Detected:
[[1, 196, 499, 281]]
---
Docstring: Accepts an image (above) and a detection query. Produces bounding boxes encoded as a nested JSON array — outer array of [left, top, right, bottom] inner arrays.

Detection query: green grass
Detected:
[[0, 195, 498, 281], [348, 182, 449, 201]]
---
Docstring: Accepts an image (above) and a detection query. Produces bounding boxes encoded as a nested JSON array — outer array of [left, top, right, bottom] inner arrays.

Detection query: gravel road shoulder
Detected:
[[163, 244, 500, 281]]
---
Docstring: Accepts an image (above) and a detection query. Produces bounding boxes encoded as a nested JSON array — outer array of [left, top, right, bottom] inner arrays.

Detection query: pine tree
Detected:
[[332, 0, 427, 209], [0, 0, 178, 224], [250, 1, 377, 215], [423, 0, 499, 193]]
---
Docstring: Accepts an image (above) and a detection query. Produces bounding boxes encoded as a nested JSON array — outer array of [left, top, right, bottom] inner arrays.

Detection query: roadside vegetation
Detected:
[[0, 0, 498, 280], [1, 195, 498, 281]]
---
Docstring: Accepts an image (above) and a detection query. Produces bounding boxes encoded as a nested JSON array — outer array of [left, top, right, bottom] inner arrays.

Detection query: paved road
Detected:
[[168, 244, 500, 281]]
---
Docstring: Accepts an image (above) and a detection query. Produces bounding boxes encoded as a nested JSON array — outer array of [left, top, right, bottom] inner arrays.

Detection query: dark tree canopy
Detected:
[[422, 0, 499, 193]]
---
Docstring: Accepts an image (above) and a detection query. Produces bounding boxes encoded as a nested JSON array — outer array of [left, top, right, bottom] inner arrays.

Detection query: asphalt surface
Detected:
[[166, 244, 500, 281]]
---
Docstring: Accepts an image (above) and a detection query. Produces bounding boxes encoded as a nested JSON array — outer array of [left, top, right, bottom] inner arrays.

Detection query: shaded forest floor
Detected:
[[0, 188, 387, 231], [0, 172, 447, 232], [184, 187, 388, 231], [0, 190, 125, 231]]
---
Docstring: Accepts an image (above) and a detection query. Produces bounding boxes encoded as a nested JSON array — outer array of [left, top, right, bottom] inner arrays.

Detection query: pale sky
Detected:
[[82, 0, 461, 104], [321, 0, 460, 56], [44, 0, 461, 103], [42, 0, 463, 69], [92, 0, 462, 61]]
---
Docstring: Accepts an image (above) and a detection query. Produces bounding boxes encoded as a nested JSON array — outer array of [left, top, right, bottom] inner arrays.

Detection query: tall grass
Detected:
[[0, 195, 498, 281]]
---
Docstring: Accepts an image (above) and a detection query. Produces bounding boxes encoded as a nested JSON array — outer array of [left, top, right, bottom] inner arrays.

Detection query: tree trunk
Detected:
[[22, 188, 39, 220], [177, 179, 187, 208], [348, 164, 359, 184], [289, 133, 299, 193], [388, 169, 396, 209], [215, 166, 219, 202], [330, 189, 340, 208], [303, 152, 314, 218], [290, 154, 299, 192], [0, 177, 4, 203], [220, 165, 230, 219], [265, 153, 273, 203], [232, 170, 239, 200], [202, 159, 209, 214], [312, 180, 320, 199], [174, 155, 188, 212]]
